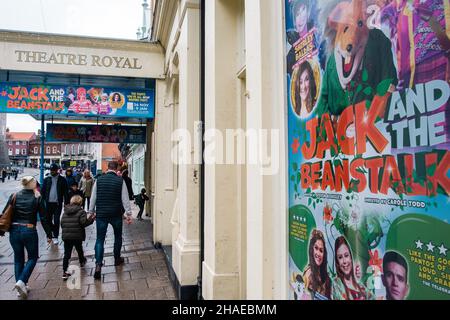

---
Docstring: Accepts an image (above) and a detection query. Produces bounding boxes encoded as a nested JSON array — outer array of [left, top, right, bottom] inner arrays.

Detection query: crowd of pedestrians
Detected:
[[0, 161, 150, 299], [1, 167, 19, 183]]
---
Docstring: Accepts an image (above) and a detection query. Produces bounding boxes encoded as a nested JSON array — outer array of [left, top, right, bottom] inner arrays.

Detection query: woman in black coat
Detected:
[[1, 176, 52, 299]]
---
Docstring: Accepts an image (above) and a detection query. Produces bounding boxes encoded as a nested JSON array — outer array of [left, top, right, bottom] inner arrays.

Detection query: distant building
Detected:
[[0, 114, 10, 168], [6, 131, 36, 167], [101, 143, 121, 172], [60, 142, 101, 174], [125, 143, 146, 195], [28, 132, 61, 168]]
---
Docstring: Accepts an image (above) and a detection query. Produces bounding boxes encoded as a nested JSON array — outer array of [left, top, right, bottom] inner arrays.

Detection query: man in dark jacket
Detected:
[[89, 161, 132, 280], [41, 163, 69, 245], [65, 168, 77, 188]]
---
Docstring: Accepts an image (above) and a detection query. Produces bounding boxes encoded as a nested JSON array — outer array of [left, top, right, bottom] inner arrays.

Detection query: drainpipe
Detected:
[[197, 0, 205, 300]]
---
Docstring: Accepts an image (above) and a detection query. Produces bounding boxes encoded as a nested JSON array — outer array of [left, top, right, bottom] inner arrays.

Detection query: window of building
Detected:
[[23, 141, 27, 146], [21, 149, 26, 155], [34, 147, 38, 154], [53, 146, 57, 154], [8, 148, 12, 155], [15, 149, 20, 155], [8, 141, 12, 145], [64, 145, 68, 155], [16, 141, 20, 145], [71, 145, 75, 155], [46, 146, 51, 154], [78, 145, 81, 154]]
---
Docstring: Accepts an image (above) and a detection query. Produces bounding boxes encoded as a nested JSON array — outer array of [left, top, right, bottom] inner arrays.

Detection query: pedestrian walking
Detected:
[[14, 169, 18, 180], [73, 168, 81, 185], [1, 168, 6, 183], [41, 163, 69, 245], [61, 195, 95, 280], [65, 167, 77, 188], [68, 181, 83, 201], [1, 176, 52, 299], [79, 169, 94, 210], [89, 161, 133, 280], [134, 188, 149, 221], [122, 169, 134, 201]]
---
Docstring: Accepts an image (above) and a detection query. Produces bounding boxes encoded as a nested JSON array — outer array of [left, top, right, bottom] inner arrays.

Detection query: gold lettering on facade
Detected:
[[14, 50, 142, 69]]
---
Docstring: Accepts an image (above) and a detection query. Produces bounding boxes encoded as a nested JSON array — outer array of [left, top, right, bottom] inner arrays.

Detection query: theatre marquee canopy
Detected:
[[0, 30, 165, 79]]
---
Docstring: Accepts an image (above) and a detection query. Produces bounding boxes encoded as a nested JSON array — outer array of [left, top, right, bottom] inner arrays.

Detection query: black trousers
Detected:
[[46, 203, 63, 238], [82, 196, 91, 211], [137, 204, 145, 219], [63, 240, 85, 272]]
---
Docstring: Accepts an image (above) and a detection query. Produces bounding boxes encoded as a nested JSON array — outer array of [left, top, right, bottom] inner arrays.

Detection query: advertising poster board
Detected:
[[46, 123, 147, 144], [286, 0, 450, 300], [0, 82, 154, 119]]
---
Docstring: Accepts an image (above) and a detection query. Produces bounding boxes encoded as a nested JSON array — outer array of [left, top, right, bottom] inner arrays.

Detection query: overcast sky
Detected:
[[0, 0, 148, 133], [0, 0, 146, 39]]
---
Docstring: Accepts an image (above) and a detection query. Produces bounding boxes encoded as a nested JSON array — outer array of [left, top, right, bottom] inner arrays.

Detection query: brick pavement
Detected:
[[0, 205, 175, 300]]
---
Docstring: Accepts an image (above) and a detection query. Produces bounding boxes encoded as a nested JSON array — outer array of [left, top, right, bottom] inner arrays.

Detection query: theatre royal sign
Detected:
[[14, 50, 143, 70], [0, 31, 164, 78]]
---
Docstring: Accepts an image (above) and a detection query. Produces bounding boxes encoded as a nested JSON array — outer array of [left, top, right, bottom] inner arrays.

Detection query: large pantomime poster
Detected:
[[286, 0, 450, 300]]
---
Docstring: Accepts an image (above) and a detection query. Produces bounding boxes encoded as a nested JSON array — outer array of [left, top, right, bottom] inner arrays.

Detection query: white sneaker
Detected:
[[17, 285, 31, 297], [52, 238, 59, 245], [14, 280, 28, 299]]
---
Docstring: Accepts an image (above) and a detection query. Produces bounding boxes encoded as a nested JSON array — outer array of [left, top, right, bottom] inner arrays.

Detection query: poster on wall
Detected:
[[46, 123, 147, 144], [286, 0, 450, 300], [0, 82, 154, 119]]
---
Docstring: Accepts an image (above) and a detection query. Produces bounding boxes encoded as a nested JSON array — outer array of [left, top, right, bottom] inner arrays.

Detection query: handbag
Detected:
[[0, 193, 17, 232]]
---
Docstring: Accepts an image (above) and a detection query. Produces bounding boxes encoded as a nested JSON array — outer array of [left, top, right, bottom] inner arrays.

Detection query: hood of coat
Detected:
[[64, 204, 82, 216]]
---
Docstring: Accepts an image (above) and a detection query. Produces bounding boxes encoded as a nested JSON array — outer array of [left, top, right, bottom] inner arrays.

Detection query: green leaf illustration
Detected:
[[376, 78, 393, 96], [363, 86, 373, 96], [362, 69, 368, 82]]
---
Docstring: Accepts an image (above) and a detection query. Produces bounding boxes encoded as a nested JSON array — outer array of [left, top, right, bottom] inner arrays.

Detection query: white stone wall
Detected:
[[202, 0, 288, 300]]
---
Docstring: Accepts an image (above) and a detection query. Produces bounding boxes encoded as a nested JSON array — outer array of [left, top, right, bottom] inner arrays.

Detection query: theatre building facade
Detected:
[[150, 0, 449, 300]]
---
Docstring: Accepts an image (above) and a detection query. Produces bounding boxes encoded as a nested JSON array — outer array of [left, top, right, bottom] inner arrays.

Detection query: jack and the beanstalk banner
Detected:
[[286, 0, 450, 300], [46, 123, 147, 144], [0, 82, 154, 119]]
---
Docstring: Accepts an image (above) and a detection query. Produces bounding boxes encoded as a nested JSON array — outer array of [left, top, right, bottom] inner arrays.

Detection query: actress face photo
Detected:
[[299, 69, 310, 104], [336, 243, 353, 277], [313, 238, 324, 267]]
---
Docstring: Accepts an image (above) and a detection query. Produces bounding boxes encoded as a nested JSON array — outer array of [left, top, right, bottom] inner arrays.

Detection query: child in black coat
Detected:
[[68, 182, 83, 201], [134, 188, 149, 221], [61, 195, 95, 280]]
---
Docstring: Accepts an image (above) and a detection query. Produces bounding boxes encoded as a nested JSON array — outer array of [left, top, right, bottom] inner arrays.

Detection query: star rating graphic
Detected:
[[415, 239, 423, 249], [415, 239, 448, 256], [438, 244, 448, 256], [293, 215, 306, 223]]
